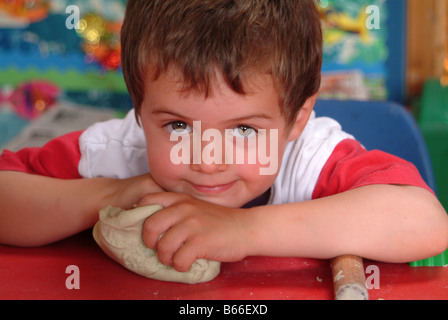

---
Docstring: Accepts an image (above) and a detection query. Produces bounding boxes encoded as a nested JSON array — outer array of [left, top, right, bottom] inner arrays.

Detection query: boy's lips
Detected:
[[189, 181, 236, 194]]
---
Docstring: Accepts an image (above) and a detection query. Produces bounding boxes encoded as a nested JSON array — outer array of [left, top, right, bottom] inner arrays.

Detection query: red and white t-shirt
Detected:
[[0, 109, 432, 204]]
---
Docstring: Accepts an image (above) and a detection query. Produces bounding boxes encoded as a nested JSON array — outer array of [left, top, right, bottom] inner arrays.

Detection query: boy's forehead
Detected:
[[140, 63, 290, 129], [143, 63, 279, 99]]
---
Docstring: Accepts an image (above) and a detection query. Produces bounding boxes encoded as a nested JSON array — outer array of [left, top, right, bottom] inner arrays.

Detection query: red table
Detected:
[[1, 230, 447, 300]]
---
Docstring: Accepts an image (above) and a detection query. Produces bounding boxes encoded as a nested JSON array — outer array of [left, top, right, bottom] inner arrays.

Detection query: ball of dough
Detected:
[[93, 205, 221, 284]]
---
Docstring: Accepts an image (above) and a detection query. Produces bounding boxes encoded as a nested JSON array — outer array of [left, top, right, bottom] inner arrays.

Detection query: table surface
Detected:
[[1, 230, 447, 300]]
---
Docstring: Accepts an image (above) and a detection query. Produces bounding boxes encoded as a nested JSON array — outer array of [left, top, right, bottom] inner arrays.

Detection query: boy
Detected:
[[0, 0, 447, 273]]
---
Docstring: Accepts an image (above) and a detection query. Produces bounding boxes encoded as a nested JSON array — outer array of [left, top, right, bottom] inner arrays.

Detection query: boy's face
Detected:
[[140, 67, 312, 208]]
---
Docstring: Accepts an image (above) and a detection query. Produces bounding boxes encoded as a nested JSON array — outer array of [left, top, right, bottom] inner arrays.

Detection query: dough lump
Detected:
[[93, 205, 221, 284]]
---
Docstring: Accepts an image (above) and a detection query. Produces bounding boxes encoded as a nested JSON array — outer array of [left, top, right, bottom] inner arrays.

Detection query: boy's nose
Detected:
[[189, 132, 229, 173], [190, 142, 228, 173], [190, 159, 228, 173]]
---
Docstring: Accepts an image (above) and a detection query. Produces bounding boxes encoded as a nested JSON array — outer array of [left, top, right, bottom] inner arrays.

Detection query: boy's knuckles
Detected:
[[156, 250, 172, 266], [172, 257, 192, 272], [155, 239, 176, 262], [142, 218, 158, 234], [142, 220, 163, 247], [173, 200, 197, 213], [172, 246, 196, 272], [181, 215, 205, 231]]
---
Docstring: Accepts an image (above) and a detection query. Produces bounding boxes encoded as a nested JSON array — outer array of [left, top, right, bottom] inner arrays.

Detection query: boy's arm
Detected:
[[0, 171, 163, 246], [140, 184, 448, 272], [247, 184, 448, 262]]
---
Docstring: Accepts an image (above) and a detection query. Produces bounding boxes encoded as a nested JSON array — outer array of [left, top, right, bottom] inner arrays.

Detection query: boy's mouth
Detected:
[[189, 181, 236, 195]]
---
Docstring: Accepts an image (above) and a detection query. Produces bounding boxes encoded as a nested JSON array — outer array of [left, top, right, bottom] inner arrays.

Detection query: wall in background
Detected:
[[406, 0, 447, 100], [0, 0, 408, 130]]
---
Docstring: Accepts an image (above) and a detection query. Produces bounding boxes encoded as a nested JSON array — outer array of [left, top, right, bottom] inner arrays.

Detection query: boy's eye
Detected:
[[165, 121, 192, 135], [232, 125, 257, 138]]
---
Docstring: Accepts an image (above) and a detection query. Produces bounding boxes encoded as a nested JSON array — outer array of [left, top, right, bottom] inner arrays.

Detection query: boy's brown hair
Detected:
[[121, 0, 322, 127]]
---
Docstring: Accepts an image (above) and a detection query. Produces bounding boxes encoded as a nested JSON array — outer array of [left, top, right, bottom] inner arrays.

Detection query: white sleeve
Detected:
[[78, 109, 149, 179], [268, 112, 354, 204]]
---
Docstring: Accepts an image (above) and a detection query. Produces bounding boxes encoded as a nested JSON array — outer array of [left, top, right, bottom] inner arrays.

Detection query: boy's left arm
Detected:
[[246, 184, 448, 262], [140, 184, 448, 272]]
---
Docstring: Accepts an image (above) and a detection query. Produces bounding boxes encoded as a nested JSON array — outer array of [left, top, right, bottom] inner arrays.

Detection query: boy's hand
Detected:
[[112, 174, 165, 209], [139, 192, 251, 272]]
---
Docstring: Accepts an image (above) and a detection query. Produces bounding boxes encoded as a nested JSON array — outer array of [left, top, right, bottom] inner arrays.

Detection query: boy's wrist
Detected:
[[238, 206, 268, 257]]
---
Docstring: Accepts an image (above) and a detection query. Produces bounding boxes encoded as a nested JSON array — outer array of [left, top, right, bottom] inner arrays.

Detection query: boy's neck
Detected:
[[242, 188, 271, 208]]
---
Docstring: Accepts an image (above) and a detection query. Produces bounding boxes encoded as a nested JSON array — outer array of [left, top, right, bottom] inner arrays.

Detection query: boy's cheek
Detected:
[[148, 163, 183, 190], [146, 141, 177, 167]]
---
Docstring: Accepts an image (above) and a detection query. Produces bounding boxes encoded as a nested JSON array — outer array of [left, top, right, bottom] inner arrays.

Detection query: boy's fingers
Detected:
[[142, 209, 172, 249], [143, 211, 196, 270], [141, 199, 190, 249], [139, 192, 203, 271], [171, 241, 200, 272], [137, 191, 189, 208], [155, 224, 190, 267], [137, 192, 169, 207]]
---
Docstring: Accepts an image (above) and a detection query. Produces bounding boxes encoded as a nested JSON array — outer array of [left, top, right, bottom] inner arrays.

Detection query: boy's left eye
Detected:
[[232, 125, 257, 138], [164, 121, 192, 135]]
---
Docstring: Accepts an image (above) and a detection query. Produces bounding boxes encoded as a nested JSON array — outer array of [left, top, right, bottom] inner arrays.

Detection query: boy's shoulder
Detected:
[[79, 109, 145, 148], [271, 112, 355, 204], [285, 111, 356, 166], [299, 111, 355, 145], [78, 109, 149, 179]]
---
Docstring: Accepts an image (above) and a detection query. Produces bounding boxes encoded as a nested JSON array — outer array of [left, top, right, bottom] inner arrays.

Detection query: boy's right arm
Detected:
[[0, 171, 164, 247]]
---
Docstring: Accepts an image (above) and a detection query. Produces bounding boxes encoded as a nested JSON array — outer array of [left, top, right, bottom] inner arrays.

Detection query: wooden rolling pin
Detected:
[[331, 255, 369, 300]]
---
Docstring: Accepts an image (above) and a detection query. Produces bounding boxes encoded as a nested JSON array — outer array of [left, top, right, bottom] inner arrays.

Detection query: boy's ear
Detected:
[[287, 93, 318, 141]]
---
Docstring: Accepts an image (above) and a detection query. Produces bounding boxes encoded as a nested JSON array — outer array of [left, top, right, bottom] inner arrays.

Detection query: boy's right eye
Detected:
[[164, 121, 192, 135]]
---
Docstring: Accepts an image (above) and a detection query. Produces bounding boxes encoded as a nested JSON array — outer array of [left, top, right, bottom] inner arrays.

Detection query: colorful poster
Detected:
[[0, 0, 392, 147], [319, 0, 389, 100], [0, 0, 128, 116], [0, 0, 129, 146]]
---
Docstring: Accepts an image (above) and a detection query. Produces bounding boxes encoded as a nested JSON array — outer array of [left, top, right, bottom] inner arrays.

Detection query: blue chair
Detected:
[[314, 99, 447, 267], [314, 99, 437, 193]]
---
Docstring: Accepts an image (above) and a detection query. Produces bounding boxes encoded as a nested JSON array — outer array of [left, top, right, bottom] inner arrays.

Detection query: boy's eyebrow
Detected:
[[150, 106, 274, 123], [150, 106, 194, 121], [224, 113, 274, 123]]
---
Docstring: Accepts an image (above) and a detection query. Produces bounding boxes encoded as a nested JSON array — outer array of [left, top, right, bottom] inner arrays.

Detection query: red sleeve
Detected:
[[0, 131, 83, 179], [312, 139, 434, 199]]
